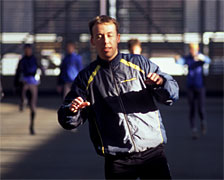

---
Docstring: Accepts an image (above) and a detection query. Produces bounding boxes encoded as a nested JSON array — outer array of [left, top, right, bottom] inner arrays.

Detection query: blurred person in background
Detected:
[[0, 75, 4, 101], [58, 15, 179, 179], [14, 44, 43, 135], [175, 43, 211, 139], [57, 42, 83, 99], [128, 38, 142, 55]]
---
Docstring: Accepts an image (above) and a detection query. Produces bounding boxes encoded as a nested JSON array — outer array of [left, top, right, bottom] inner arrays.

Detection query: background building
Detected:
[[1, 0, 223, 95]]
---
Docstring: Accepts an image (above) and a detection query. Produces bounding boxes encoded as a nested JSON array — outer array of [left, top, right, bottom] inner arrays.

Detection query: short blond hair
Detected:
[[88, 15, 119, 36], [189, 43, 199, 50]]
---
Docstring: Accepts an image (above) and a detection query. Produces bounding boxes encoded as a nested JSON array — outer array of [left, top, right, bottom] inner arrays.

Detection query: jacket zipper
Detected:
[[110, 65, 137, 152]]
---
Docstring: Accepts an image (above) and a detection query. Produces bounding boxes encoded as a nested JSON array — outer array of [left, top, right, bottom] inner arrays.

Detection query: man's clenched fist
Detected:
[[144, 72, 164, 86], [69, 97, 90, 113]]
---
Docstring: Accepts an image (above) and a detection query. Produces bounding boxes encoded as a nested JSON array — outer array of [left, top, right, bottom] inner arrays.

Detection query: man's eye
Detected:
[[108, 34, 113, 37], [96, 35, 102, 39]]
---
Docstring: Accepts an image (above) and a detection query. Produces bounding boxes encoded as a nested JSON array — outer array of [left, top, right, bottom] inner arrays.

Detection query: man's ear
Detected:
[[117, 33, 120, 43], [90, 36, 95, 46]]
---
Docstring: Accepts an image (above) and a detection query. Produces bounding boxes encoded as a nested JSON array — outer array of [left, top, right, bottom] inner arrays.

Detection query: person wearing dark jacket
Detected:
[[15, 44, 42, 135], [58, 15, 179, 179], [176, 43, 211, 139], [58, 42, 83, 99]]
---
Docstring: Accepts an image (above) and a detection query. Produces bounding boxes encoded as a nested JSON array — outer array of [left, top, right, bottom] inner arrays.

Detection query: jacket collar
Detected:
[[97, 51, 121, 68]]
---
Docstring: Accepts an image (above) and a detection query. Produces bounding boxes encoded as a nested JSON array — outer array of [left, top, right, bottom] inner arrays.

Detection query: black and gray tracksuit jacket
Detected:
[[58, 52, 179, 156]]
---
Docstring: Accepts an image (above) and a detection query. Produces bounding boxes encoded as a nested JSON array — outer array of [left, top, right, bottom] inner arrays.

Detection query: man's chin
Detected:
[[99, 50, 118, 61], [100, 54, 113, 61]]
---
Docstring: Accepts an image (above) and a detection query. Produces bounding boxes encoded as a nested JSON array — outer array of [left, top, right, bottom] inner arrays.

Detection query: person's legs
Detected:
[[197, 87, 207, 135], [29, 84, 38, 135], [187, 89, 196, 128], [187, 88, 199, 139], [105, 156, 138, 180], [139, 150, 171, 179], [20, 83, 28, 111], [104, 145, 171, 180]]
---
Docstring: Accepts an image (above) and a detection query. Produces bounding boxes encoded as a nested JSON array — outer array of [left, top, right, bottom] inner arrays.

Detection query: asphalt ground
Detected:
[[0, 94, 223, 179]]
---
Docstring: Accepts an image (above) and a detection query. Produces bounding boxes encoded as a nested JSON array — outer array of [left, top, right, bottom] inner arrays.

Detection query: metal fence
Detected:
[[0, 0, 224, 77]]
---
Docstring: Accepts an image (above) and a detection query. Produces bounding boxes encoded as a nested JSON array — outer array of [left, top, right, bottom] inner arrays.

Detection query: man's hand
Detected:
[[69, 97, 90, 113], [194, 54, 205, 61], [174, 55, 181, 62], [144, 72, 164, 86]]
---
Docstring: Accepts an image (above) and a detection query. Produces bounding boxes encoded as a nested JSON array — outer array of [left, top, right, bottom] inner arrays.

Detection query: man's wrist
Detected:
[[158, 76, 165, 86]]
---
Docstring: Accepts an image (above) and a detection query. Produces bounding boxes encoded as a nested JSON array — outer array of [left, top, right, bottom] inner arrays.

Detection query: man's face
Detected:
[[91, 23, 120, 61], [24, 47, 32, 56], [67, 44, 75, 54], [190, 46, 199, 57]]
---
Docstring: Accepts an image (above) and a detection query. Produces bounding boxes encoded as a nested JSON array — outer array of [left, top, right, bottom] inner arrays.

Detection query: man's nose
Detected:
[[103, 35, 109, 44]]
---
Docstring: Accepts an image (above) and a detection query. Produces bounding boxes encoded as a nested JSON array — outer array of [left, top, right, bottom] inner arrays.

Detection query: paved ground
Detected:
[[0, 95, 223, 179]]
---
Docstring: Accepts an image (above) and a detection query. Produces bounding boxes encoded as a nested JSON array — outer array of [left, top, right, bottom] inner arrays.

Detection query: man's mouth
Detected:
[[103, 47, 111, 52]]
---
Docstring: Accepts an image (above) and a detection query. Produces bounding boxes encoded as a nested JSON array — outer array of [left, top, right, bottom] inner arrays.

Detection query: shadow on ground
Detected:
[[1, 95, 104, 179], [1, 94, 223, 179]]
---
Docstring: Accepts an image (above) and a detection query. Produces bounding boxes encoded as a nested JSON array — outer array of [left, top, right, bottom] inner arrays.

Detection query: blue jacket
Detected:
[[176, 53, 211, 88], [18, 55, 38, 85], [59, 52, 83, 84], [58, 52, 179, 156]]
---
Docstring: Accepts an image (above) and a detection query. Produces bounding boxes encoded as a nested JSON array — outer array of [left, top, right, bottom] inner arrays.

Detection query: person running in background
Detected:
[[0, 75, 4, 101], [127, 38, 142, 55], [57, 42, 83, 99], [175, 43, 211, 139], [15, 44, 43, 135]]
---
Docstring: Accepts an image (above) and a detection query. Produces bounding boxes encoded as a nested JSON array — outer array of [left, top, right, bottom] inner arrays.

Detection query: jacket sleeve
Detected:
[[57, 72, 89, 130], [203, 54, 211, 64], [143, 57, 179, 106], [176, 56, 186, 65]]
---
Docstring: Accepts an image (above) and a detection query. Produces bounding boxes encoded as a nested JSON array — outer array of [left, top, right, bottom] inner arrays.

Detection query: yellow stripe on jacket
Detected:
[[120, 59, 145, 74], [86, 65, 101, 90]]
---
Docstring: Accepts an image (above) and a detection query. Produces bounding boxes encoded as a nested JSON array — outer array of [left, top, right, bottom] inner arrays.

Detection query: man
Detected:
[[176, 43, 211, 139], [58, 42, 83, 99], [128, 38, 142, 54], [15, 44, 41, 135], [58, 15, 179, 179]]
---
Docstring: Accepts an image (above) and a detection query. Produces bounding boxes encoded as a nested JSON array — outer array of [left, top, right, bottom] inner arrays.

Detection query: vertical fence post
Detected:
[[100, 0, 107, 15]]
